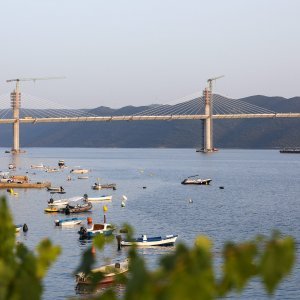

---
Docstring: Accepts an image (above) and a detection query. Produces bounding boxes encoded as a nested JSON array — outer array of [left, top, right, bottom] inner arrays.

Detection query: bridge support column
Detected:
[[203, 88, 214, 152], [11, 89, 21, 153]]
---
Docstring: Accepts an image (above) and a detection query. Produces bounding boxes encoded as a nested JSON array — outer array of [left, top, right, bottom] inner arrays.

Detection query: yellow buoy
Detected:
[[103, 205, 108, 212]]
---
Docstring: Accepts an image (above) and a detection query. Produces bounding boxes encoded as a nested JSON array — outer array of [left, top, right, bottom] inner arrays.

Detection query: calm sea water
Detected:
[[1, 148, 299, 299]]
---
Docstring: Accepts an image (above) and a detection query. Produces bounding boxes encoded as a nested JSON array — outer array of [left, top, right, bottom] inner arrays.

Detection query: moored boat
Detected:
[[45, 168, 59, 173], [78, 223, 115, 239], [181, 175, 212, 185], [55, 217, 85, 226], [121, 234, 178, 247], [84, 195, 112, 202], [46, 196, 83, 210], [92, 183, 116, 190], [70, 168, 89, 174], [75, 260, 129, 285], [58, 160, 65, 168], [44, 207, 59, 213], [31, 163, 44, 169], [15, 224, 23, 232], [47, 186, 65, 192], [64, 201, 93, 214]]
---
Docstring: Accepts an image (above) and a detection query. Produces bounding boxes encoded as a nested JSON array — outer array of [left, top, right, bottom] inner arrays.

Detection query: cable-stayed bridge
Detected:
[[0, 87, 300, 153]]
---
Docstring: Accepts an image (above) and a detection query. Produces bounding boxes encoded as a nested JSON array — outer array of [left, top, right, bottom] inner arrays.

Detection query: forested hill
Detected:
[[0, 95, 299, 149]]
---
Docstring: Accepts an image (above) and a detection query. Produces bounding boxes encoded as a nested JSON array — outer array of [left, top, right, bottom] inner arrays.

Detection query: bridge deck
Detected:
[[0, 113, 299, 124]]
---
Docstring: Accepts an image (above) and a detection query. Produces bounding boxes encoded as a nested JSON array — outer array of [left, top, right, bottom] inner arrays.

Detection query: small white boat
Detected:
[[78, 176, 89, 179], [8, 164, 15, 170], [45, 168, 59, 173], [15, 224, 22, 233], [47, 196, 83, 209], [31, 163, 44, 169], [87, 195, 112, 202], [70, 169, 89, 174], [181, 175, 212, 185], [121, 234, 178, 247], [76, 260, 129, 285], [55, 217, 85, 226]]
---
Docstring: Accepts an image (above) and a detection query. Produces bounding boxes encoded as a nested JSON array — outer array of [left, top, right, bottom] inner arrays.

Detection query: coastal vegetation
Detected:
[[0, 196, 295, 299]]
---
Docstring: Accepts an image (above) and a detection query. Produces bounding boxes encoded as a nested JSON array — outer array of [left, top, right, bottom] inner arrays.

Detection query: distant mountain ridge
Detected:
[[0, 95, 299, 149]]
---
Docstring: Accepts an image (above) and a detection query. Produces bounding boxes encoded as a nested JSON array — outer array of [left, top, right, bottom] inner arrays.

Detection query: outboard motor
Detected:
[[65, 204, 70, 215], [78, 226, 88, 239], [48, 198, 54, 204]]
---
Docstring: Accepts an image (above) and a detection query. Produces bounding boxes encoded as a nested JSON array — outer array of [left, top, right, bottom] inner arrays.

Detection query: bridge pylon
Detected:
[[203, 88, 214, 152]]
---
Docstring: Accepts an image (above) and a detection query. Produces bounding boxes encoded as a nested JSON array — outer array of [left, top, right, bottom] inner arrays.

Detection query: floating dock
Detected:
[[0, 182, 51, 189]]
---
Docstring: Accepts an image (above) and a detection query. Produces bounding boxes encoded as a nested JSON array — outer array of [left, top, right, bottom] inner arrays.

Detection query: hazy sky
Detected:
[[0, 0, 299, 108]]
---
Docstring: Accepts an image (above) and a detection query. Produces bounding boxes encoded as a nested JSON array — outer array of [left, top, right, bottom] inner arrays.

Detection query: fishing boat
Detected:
[[70, 168, 89, 174], [75, 260, 129, 285], [181, 175, 212, 185], [121, 234, 178, 247], [78, 223, 115, 239], [55, 217, 85, 226], [30, 163, 44, 169], [92, 183, 116, 190], [64, 201, 92, 214]]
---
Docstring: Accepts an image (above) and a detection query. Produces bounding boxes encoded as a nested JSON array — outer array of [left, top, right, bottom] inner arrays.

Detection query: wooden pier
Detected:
[[0, 182, 51, 189]]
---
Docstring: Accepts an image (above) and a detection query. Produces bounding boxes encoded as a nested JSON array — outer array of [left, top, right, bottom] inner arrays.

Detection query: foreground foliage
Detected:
[[78, 228, 296, 300], [0, 197, 60, 300]]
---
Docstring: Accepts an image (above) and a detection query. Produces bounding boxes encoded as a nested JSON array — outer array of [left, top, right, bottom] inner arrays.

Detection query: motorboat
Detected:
[[55, 217, 85, 226], [44, 207, 59, 213], [70, 168, 89, 174], [45, 168, 59, 173], [75, 260, 129, 285], [30, 163, 44, 169], [47, 196, 83, 209], [92, 183, 116, 190], [64, 201, 92, 214], [47, 186, 65, 192], [15, 224, 23, 233], [83, 194, 112, 202], [58, 160, 66, 168], [121, 234, 178, 247], [78, 223, 115, 239], [181, 175, 212, 185]]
